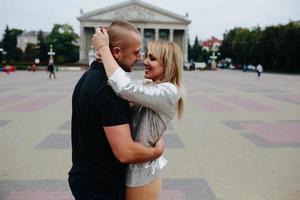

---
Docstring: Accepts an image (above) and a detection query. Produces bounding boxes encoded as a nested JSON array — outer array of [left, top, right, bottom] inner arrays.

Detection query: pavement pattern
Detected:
[[0, 69, 299, 200]]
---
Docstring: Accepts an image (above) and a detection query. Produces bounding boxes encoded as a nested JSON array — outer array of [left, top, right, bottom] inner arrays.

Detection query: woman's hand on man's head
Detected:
[[92, 27, 110, 51]]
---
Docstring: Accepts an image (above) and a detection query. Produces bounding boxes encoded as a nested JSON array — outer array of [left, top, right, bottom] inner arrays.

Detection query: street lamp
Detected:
[[3, 51, 7, 64], [0, 48, 3, 63], [0, 48, 7, 64], [35, 42, 40, 65], [48, 44, 56, 70], [210, 46, 218, 70]]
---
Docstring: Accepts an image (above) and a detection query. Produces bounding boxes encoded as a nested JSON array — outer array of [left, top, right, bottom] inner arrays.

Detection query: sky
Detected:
[[0, 0, 299, 41]]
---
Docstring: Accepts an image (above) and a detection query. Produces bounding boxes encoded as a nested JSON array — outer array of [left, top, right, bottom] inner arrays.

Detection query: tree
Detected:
[[257, 25, 280, 71], [188, 39, 192, 61], [0, 41, 2, 63], [200, 49, 209, 63], [220, 22, 300, 73], [37, 30, 49, 63], [47, 24, 79, 63], [191, 36, 202, 62], [12, 47, 24, 62], [276, 23, 300, 72], [220, 29, 238, 63], [24, 43, 36, 62], [2, 26, 23, 62]]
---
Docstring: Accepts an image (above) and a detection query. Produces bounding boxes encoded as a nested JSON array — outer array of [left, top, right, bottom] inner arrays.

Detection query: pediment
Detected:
[[78, 0, 190, 24]]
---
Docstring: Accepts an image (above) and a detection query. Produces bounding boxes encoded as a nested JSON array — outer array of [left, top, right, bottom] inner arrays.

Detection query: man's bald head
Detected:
[[108, 21, 140, 50]]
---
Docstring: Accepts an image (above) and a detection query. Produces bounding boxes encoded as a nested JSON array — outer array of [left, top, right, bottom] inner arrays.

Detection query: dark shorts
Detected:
[[69, 176, 125, 200]]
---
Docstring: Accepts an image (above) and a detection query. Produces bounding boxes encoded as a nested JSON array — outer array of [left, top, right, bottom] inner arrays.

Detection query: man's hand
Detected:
[[104, 125, 164, 164], [92, 27, 109, 50]]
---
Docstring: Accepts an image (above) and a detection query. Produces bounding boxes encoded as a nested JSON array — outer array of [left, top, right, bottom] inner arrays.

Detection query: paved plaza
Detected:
[[0, 69, 300, 200]]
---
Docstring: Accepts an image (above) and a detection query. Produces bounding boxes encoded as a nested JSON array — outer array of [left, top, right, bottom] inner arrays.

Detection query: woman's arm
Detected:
[[108, 68, 180, 113], [92, 28, 180, 113], [92, 28, 120, 78]]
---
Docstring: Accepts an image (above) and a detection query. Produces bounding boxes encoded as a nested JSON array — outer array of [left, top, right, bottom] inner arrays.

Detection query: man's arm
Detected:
[[104, 124, 163, 164]]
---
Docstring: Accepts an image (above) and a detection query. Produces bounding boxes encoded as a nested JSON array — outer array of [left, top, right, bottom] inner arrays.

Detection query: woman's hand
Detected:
[[92, 27, 109, 51], [154, 137, 164, 157]]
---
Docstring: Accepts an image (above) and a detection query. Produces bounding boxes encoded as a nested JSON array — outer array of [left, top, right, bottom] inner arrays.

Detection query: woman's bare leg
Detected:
[[126, 176, 161, 200]]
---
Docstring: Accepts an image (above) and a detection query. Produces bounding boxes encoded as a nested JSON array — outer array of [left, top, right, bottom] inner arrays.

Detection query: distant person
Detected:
[[48, 62, 56, 79], [243, 64, 247, 72], [190, 59, 195, 70], [31, 63, 37, 72], [256, 64, 263, 78]]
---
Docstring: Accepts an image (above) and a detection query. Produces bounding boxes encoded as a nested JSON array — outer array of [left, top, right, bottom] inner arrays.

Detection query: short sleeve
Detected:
[[95, 85, 131, 127]]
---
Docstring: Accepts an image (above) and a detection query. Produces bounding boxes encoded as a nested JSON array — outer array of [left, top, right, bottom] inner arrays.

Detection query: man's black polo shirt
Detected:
[[69, 61, 131, 191]]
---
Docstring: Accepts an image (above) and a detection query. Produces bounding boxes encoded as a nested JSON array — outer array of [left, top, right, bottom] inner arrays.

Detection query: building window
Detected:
[[159, 29, 169, 40]]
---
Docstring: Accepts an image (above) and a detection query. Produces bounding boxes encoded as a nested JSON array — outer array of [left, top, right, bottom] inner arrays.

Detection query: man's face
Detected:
[[118, 32, 142, 72]]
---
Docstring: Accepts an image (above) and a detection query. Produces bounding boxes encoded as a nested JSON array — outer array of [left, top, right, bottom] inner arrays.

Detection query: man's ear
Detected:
[[111, 47, 121, 60]]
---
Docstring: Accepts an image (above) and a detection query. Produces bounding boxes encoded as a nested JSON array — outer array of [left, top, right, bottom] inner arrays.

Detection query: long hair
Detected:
[[147, 41, 185, 119]]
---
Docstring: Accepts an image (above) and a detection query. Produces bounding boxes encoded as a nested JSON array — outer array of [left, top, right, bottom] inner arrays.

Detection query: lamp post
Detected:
[[0, 48, 6, 64], [210, 46, 218, 70], [35, 42, 40, 65], [0, 48, 3, 64], [48, 44, 56, 70]]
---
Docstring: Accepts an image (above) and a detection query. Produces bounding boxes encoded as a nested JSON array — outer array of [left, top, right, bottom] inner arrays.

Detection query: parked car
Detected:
[[229, 64, 235, 69], [184, 62, 195, 70], [247, 65, 256, 71], [194, 62, 206, 70], [0, 65, 15, 73]]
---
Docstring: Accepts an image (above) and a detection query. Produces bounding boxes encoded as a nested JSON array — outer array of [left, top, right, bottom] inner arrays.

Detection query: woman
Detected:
[[92, 28, 184, 200]]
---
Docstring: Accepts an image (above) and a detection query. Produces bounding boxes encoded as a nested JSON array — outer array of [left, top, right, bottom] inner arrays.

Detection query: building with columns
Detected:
[[77, 0, 191, 64]]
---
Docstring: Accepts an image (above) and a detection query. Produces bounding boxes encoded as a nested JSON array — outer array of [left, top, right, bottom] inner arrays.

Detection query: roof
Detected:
[[77, 0, 191, 24], [18, 31, 50, 38], [201, 36, 222, 48]]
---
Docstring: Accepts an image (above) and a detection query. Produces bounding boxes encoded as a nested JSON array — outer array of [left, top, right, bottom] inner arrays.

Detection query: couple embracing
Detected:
[[69, 20, 184, 200]]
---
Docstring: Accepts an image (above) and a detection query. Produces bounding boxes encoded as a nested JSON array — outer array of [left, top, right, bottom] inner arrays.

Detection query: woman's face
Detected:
[[143, 51, 164, 82]]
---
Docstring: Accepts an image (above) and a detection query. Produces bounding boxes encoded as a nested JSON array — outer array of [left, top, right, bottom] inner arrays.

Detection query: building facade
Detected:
[[17, 31, 49, 52], [77, 0, 191, 64]]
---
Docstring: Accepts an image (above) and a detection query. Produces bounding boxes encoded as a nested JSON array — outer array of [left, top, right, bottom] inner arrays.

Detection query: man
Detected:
[[256, 64, 263, 78], [48, 62, 56, 79], [68, 21, 163, 200]]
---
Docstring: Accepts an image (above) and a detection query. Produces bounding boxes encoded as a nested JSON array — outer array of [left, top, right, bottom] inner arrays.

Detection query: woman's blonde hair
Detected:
[[147, 40, 185, 119]]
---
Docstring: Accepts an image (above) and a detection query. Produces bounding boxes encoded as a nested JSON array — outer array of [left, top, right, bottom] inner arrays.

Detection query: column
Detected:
[[169, 29, 174, 42], [79, 26, 87, 63], [155, 28, 159, 41], [183, 29, 188, 63], [140, 28, 144, 52]]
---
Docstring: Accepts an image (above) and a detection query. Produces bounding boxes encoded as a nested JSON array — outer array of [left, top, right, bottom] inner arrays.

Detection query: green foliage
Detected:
[[220, 22, 300, 73], [188, 39, 192, 61], [190, 36, 204, 62], [12, 47, 24, 62], [47, 24, 79, 63], [188, 36, 214, 63], [2, 26, 23, 62], [1, 24, 79, 64], [24, 43, 36, 62], [37, 30, 49, 63]]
